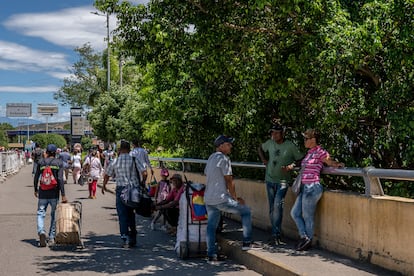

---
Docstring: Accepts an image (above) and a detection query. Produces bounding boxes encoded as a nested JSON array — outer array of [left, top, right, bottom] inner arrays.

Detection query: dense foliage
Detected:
[[30, 134, 67, 149], [0, 123, 13, 148], [56, 0, 414, 197]]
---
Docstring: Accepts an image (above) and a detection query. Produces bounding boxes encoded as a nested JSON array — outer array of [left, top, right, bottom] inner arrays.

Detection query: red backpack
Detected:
[[40, 162, 58, 190]]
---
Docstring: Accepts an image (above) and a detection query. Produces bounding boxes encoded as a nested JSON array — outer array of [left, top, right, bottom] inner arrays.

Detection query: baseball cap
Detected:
[[214, 135, 235, 147], [160, 168, 169, 177], [46, 144, 57, 153], [269, 124, 284, 133]]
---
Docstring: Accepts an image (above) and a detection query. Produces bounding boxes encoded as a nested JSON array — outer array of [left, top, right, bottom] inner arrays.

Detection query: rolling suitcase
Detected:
[[55, 201, 83, 247]]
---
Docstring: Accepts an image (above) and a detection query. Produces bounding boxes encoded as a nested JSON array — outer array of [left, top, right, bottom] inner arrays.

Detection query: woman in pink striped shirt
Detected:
[[290, 129, 344, 251]]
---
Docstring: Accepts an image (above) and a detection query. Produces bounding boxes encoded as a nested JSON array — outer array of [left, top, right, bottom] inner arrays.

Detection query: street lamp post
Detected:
[[106, 12, 110, 92], [91, 11, 110, 92]]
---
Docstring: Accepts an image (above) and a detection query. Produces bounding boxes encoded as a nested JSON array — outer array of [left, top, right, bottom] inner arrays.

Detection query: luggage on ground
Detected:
[[55, 201, 83, 247]]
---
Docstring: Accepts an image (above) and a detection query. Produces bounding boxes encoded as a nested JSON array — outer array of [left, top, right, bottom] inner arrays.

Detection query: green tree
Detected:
[[111, 0, 414, 166], [0, 123, 13, 148], [31, 134, 67, 149], [54, 44, 105, 107]]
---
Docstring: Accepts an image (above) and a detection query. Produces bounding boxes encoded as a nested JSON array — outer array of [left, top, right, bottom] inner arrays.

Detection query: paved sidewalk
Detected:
[[97, 180, 401, 276]]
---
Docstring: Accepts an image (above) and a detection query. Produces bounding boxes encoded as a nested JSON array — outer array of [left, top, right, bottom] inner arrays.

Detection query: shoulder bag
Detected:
[[291, 168, 303, 195], [120, 157, 152, 217]]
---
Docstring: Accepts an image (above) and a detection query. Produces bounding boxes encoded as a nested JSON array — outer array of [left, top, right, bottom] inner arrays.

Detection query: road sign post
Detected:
[[37, 104, 58, 134]]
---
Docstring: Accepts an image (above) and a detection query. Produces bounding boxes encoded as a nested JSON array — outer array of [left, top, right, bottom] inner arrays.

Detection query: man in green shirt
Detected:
[[258, 124, 303, 246]]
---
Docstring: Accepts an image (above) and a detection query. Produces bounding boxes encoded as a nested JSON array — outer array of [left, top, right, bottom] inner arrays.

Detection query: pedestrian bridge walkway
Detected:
[[1, 153, 411, 275], [101, 167, 406, 276]]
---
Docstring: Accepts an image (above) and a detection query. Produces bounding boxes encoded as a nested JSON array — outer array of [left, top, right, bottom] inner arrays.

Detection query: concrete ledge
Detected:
[[218, 237, 301, 276]]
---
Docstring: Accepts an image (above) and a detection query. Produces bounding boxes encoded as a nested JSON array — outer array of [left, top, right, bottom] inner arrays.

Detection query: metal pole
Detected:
[[106, 12, 110, 92], [119, 58, 123, 88], [27, 118, 29, 140], [90, 11, 110, 92], [46, 116, 49, 134]]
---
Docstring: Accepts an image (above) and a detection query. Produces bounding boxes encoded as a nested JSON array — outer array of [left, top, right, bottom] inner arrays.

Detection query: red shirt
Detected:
[[165, 185, 185, 208]]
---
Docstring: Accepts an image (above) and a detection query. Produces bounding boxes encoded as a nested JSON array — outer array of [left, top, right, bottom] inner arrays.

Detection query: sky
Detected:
[[0, 0, 146, 124]]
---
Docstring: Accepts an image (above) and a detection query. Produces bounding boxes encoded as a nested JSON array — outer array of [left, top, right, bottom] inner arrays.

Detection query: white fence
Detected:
[[0, 151, 24, 181]]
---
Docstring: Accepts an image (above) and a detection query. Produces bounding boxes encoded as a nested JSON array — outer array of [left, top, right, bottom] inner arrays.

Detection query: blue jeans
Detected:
[[290, 183, 323, 240], [37, 198, 59, 239], [206, 197, 252, 257], [32, 162, 39, 175], [266, 181, 288, 237], [115, 187, 137, 242]]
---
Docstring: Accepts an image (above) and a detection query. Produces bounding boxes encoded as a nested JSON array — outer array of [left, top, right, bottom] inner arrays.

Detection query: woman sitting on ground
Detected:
[[154, 173, 185, 235]]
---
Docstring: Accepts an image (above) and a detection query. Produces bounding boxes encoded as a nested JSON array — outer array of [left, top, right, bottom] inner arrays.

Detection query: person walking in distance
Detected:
[[31, 143, 43, 176], [290, 129, 344, 251], [130, 139, 154, 183], [83, 149, 103, 199], [204, 135, 254, 264], [33, 144, 68, 247], [71, 149, 82, 184], [258, 124, 303, 245], [102, 140, 145, 248], [58, 147, 71, 184]]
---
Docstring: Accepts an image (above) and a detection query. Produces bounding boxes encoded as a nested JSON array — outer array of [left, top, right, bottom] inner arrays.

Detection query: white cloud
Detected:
[[4, 6, 110, 52], [0, 41, 68, 72]]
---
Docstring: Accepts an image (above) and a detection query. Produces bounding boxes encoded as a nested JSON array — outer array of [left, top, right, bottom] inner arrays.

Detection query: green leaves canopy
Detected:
[[81, 0, 414, 174]]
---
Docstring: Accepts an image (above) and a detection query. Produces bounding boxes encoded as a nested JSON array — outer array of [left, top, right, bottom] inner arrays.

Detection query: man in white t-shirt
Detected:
[[130, 140, 153, 183], [204, 135, 253, 264]]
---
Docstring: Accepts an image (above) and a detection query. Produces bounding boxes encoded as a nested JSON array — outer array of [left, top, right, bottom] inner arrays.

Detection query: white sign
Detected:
[[71, 116, 84, 136], [6, 103, 32, 117], [37, 104, 58, 115], [70, 107, 82, 116]]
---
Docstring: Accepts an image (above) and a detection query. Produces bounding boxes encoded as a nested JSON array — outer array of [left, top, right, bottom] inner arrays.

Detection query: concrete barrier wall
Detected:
[[155, 169, 414, 275]]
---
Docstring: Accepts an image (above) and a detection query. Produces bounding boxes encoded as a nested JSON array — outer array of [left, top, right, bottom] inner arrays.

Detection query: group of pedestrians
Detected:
[[31, 128, 344, 264], [204, 125, 344, 263], [32, 142, 118, 247]]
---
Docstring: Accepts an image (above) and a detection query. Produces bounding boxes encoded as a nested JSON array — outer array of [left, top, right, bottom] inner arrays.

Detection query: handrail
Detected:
[[0, 151, 23, 177], [150, 156, 414, 197]]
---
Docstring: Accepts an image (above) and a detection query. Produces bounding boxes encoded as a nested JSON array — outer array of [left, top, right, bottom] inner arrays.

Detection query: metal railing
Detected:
[[150, 157, 414, 197], [0, 151, 23, 178]]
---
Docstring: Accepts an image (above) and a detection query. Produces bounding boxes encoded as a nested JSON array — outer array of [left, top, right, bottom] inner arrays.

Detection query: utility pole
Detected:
[[91, 11, 110, 92]]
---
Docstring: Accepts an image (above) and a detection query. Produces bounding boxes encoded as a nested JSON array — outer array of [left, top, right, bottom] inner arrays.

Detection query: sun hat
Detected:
[[170, 174, 183, 181]]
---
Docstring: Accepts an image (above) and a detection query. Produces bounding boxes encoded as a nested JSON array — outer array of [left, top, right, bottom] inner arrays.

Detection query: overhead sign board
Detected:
[[71, 116, 84, 136], [6, 103, 32, 117], [70, 107, 82, 116], [37, 104, 58, 115]]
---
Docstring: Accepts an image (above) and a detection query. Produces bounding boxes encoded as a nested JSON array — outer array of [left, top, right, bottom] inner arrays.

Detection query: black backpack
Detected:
[[33, 149, 43, 162]]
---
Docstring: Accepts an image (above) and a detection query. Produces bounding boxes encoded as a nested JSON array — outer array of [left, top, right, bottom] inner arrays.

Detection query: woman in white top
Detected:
[[71, 149, 82, 184], [83, 150, 103, 199]]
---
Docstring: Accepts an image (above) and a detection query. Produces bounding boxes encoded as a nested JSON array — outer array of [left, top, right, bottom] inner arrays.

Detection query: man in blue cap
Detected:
[[34, 144, 67, 247], [204, 135, 253, 264]]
